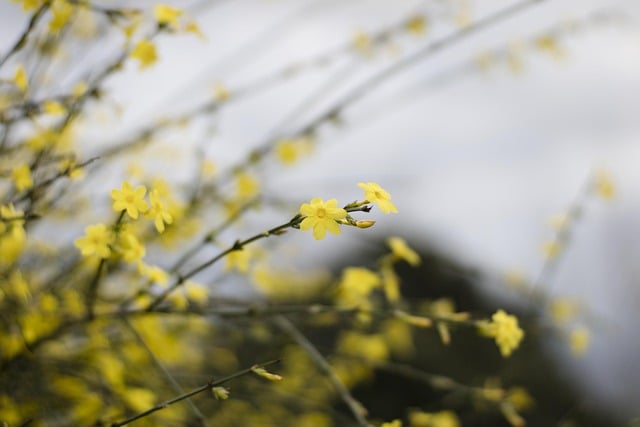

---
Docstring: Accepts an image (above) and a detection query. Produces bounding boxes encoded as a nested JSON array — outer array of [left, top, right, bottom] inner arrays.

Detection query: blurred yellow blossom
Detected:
[[479, 310, 524, 357], [382, 420, 402, 427], [12, 163, 33, 192], [299, 197, 346, 240], [358, 182, 398, 214], [13, 64, 28, 92], [569, 326, 590, 356], [118, 231, 145, 263], [225, 248, 252, 273], [154, 4, 183, 27], [535, 34, 563, 59], [380, 263, 400, 302], [335, 267, 380, 307], [130, 39, 158, 69], [139, 263, 169, 286], [387, 236, 420, 265], [337, 331, 389, 362], [74, 223, 113, 259], [541, 240, 561, 259], [145, 189, 173, 233], [405, 15, 427, 35], [276, 139, 299, 165], [12, 0, 44, 12], [49, 0, 74, 34], [122, 387, 156, 412], [234, 172, 259, 201], [213, 83, 230, 102], [43, 99, 66, 115], [594, 170, 615, 200], [111, 181, 148, 219], [353, 31, 373, 55], [409, 410, 460, 427], [549, 298, 579, 324]]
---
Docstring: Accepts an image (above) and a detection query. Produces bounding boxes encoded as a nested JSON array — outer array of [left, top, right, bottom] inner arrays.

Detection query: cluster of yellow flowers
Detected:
[[298, 181, 397, 240], [478, 310, 525, 357], [74, 180, 173, 271]]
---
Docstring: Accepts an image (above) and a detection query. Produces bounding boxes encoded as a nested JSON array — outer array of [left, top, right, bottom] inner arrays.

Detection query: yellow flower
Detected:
[[111, 181, 148, 219], [139, 263, 169, 286], [12, 163, 33, 192], [594, 170, 615, 200], [74, 223, 113, 259], [12, 0, 44, 12], [72, 81, 88, 98], [541, 240, 561, 259], [569, 326, 590, 356], [358, 182, 398, 214], [381, 420, 402, 427], [130, 39, 158, 69], [225, 248, 251, 273], [154, 4, 183, 27], [479, 310, 524, 357], [212, 386, 230, 400], [234, 172, 259, 201], [535, 34, 563, 59], [405, 15, 427, 35], [122, 387, 155, 412], [335, 267, 381, 307], [409, 410, 460, 427], [276, 139, 298, 165], [387, 236, 420, 266], [299, 198, 347, 240], [337, 331, 389, 361], [353, 31, 372, 55], [251, 366, 283, 381], [213, 83, 230, 102], [13, 65, 28, 92], [43, 100, 66, 115], [118, 231, 145, 263], [49, 0, 74, 34], [145, 189, 173, 233]]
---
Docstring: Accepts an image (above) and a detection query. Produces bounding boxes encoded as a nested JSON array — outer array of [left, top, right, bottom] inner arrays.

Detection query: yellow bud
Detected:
[[394, 310, 432, 328], [251, 366, 282, 381], [211, 386, 230, 400], [355, 220, 376, 229]]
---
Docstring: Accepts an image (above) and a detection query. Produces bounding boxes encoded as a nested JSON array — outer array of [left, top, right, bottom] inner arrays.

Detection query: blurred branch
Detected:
[[275, 315, 373, 427], [122, 318, 210, 427], [0, 3, 49, 68], [109, 359, 281, 427]]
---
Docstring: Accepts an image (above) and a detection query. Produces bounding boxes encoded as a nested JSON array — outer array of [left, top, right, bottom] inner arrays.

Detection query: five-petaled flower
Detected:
[[154, 4, 183, 27], [111, 181, 148, 219], [358, 182, 398, 214], [299, 198, 347, 240], [75, 223, 114, 259], [146, 189, 173, 233], [130, 39, 158, 69]]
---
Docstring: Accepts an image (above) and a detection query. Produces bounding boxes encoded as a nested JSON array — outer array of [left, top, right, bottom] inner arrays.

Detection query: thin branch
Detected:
[[217, 0, 547, 184], [122, 318, 210, 427], [0, 3, 49, 68], [145, 214, 304, 311], [274, 315, 372, 427], [109, 359, 281, 427]]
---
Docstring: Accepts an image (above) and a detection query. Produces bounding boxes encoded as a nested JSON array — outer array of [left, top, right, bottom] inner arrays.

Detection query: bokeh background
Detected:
[[2, 0, 639, 423]]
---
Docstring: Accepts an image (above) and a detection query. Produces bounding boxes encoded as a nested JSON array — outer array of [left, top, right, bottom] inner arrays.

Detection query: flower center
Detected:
[[316, 208, 327, 218]]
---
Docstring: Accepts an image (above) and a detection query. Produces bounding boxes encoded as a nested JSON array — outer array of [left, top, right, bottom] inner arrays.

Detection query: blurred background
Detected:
[[2, 0, 639, 423]]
